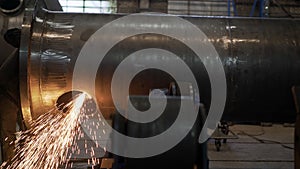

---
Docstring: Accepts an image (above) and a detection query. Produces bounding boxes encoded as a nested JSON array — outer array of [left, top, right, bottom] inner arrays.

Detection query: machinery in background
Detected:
[[0, 0, 300, 168], [112, 95, 208, 169], [0, 0, 24, 163]]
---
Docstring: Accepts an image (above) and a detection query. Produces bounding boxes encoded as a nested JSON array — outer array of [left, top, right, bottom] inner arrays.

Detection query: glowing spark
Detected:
[[1, 93, 105, 169]]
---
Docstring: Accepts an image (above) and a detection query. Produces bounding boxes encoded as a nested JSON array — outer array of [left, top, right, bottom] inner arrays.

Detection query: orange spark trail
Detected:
[[1, 93, 93, 169]]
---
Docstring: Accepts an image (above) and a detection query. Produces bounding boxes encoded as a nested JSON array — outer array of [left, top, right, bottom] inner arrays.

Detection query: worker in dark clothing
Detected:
[[0, 28, 21, 162]]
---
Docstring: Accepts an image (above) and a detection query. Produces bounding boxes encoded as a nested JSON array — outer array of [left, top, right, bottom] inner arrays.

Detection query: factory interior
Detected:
[[0, 0, 300, 169]]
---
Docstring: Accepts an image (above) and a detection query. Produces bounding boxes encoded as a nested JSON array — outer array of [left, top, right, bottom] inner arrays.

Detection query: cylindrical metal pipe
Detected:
[[20, 9, 300, 127], [0, 0, 23, 14]]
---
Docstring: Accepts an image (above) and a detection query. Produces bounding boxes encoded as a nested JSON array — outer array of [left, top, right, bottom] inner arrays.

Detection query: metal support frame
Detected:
[[227, 0, 237, 16], [259, 0, 265, 16], [250, 0, 267, 17]]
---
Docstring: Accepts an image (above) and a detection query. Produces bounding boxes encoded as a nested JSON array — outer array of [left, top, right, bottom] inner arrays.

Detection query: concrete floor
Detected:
[[65, 124, 295, 169], [0, 124, 295, 169], [208, 124, 294, 169]]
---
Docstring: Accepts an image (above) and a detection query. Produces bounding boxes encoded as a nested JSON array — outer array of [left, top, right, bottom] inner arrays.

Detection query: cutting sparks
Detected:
[[1, 93, 108, 169]]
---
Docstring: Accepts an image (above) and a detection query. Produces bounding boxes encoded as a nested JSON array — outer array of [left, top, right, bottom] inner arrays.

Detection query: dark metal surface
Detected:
[[0, 0, 23, 14], [20, 9, 300, 127], [42, 0, 62, 11], [112, 96, 208, 169]]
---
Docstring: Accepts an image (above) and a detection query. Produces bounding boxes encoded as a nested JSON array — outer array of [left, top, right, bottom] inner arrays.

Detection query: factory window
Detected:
[[58, 0, 117, 13], [168, 0, 235, 16]]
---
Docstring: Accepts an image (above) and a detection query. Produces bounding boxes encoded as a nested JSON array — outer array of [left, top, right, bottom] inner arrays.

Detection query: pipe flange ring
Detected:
[[0, 0, 23, 14]]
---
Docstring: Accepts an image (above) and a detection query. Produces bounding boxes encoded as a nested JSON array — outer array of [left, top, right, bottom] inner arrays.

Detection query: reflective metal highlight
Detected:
[[20, 9, 300, 127]]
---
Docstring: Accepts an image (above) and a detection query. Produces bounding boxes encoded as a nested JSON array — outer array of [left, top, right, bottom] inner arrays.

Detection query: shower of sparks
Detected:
[[1, 93, 108, 169]]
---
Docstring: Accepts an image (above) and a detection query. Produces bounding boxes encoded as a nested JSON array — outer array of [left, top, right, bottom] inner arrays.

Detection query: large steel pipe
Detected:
[[20, 8, 300, 127]]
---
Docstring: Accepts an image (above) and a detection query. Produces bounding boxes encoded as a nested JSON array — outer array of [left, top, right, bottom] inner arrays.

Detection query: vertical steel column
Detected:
[[232, 0, 237, 16], [250, 0, 267, 17], [228, 0, 231, 16], [250, 0, 258, 17], [228, 0, 237, 16], [259, 0, 265, 17]]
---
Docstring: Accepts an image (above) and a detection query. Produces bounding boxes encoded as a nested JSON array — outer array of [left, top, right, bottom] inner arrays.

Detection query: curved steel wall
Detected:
[[20, 9, 300, 127]]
